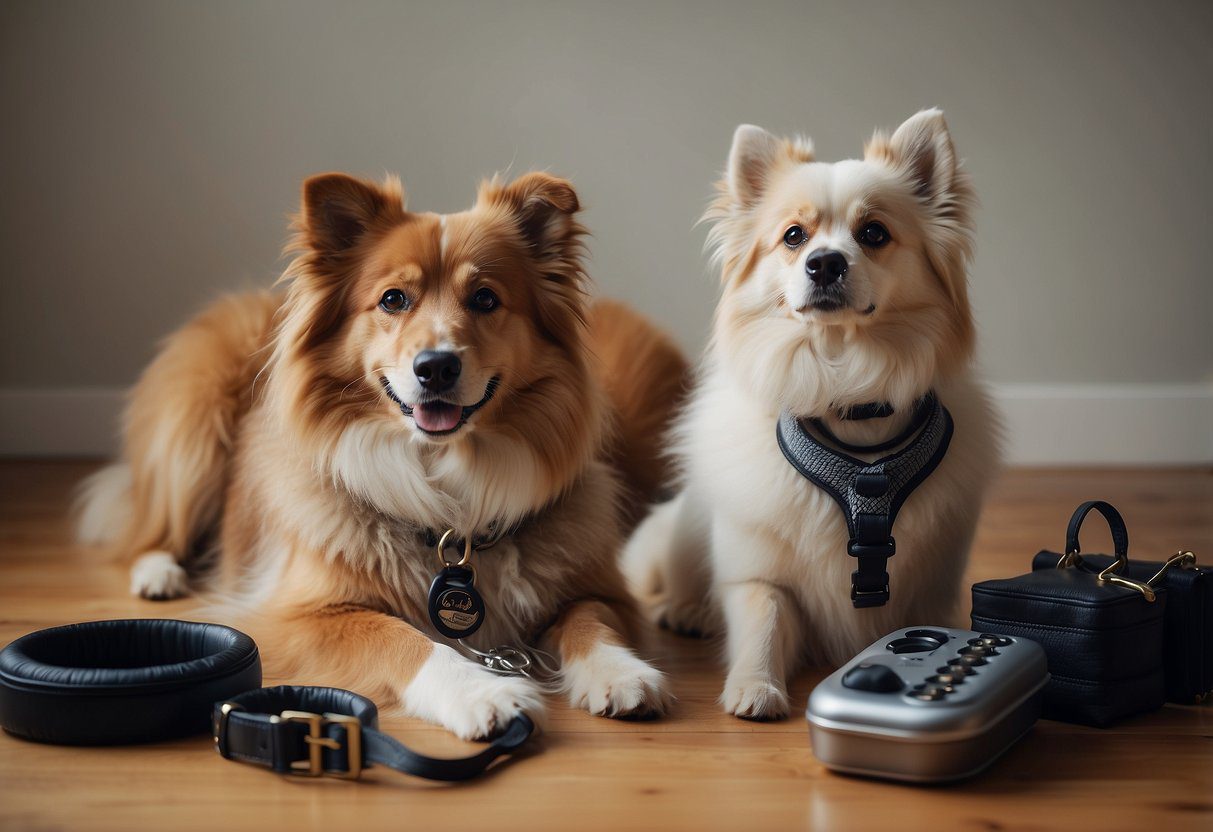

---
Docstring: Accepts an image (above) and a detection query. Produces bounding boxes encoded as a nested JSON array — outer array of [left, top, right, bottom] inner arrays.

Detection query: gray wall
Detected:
[[2, 0, 1211, 391]]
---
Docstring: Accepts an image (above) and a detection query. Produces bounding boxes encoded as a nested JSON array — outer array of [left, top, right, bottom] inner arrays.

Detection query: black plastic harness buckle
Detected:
[[848, 536, 894, 608], [847, 538, 896, 559], [850, 580, 890, 608]]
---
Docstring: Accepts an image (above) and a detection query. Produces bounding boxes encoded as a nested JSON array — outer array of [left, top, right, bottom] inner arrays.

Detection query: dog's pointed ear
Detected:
[[880, 109, 959, 204], [480, 172, 588, 346], [301, 173, 402, 255], [727, 125, 785, 208], [484, 172, 581, 258], [725, 125, 814, 208], [871, 109, 977, 363]]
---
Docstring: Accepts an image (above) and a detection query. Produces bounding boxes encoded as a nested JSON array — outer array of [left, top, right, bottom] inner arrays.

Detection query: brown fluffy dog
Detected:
[[77, 171, 685, 738]]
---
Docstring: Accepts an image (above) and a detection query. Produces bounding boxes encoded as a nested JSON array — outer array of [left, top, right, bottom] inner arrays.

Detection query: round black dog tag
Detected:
[[427, 566, 485, 639]]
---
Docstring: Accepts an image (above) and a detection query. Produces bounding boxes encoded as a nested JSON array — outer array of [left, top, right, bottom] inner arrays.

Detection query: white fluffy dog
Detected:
[[623, 110, 1001, 721]]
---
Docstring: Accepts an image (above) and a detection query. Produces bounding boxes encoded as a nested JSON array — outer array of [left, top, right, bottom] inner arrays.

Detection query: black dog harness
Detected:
[[776, 393, 954, 608]]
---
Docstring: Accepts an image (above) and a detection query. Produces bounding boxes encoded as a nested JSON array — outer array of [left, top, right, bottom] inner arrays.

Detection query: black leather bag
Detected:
[[970, 501, 1167, 727], [1031, 548, 1210, 704]]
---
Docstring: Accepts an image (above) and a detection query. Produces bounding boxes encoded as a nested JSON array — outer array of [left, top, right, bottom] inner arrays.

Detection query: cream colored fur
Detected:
[[623, 110, 1001, 720]]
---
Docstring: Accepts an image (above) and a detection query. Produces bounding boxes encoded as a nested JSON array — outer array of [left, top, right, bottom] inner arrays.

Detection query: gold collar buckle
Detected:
[[273, 710, 363, 779]]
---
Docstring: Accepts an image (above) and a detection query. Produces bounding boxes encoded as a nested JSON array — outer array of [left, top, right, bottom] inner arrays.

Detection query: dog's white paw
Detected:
[[563, 642, 671, 718], [129, 552, 189, 600], [721, 675, 789, 721], [402, 643, 544, 741]]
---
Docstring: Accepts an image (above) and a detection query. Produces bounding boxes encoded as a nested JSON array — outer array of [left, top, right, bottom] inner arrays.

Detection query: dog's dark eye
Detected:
[[469, 287, 499, 313], [857, 221, 891, 248], [783, 225, 805, 248], [379, 289, 410, 313]]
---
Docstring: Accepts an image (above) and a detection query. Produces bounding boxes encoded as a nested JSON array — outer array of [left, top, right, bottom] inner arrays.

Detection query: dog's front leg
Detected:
[[272, 604, 544, 741], [541, 599, 671, 719], [712, 516, 805, 720], [717, 578, 804, 721]]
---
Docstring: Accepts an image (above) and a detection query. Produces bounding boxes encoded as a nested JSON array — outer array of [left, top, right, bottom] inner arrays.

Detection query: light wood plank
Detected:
[[1, 461, 1211, 831]]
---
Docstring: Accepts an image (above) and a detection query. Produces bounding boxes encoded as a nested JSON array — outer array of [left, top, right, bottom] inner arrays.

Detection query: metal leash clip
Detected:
[[433, 526, 555, 685], [460, 642, 535, 676], [436, 528, 475, 568]]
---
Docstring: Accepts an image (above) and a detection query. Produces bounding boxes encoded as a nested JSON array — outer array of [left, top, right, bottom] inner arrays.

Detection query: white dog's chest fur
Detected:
[[678, 362, 998, 664]]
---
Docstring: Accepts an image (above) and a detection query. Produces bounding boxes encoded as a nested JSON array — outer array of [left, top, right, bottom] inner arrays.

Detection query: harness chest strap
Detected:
[[775, 393, 954, 609]]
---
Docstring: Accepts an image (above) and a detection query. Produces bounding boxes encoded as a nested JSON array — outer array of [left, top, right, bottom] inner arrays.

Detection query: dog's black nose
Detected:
[[413, 350, 462, 392], [806, 249, 849, 286]]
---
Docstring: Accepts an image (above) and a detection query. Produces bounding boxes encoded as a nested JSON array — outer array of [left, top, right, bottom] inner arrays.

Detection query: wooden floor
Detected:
[[1, 461, 1211, 832]]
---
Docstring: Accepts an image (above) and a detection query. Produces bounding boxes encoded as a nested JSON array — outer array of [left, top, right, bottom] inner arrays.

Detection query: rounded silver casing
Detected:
[[806, 626, 1049, 783]]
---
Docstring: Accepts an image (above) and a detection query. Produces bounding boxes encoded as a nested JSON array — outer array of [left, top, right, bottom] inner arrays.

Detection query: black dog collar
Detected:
[[0, 619, 261, 745], [776, 392, 954, 609], [214, 685, 534, 781], [836, 401, 897, 421], [817, 396, 934, 454]]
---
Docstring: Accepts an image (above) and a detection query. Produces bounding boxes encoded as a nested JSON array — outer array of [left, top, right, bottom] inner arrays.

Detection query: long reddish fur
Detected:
[[79, 171, 687, 720]]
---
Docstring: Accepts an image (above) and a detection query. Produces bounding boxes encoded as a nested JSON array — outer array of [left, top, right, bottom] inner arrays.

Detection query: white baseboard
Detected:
[[1, 383, 1210, 464]]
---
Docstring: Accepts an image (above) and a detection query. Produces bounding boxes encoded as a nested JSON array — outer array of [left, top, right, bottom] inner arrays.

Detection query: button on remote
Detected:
[[940, 663, 975, 677], [908, 684, 946, 701], [887, 635, 945, 654], [842, 663, 904, 693], [959, 644, 999, 658], [927, 672, 965, 685]]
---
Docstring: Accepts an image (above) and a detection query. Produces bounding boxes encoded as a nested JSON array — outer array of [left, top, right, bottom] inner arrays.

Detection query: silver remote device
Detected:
[[806, 626, 1049, 783]]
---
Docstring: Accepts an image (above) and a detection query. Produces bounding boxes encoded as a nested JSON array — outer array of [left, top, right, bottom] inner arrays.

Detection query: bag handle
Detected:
[[1058, 500, 1157, 601], [1065, 500, 1129, 560]]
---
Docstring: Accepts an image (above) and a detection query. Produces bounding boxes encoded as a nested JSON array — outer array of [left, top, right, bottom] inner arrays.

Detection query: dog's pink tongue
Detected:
[[414, 402, 462, 432]]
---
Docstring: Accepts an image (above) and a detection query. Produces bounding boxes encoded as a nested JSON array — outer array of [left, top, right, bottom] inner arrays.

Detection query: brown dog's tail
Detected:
[[586, 299, 690, 524], [75, 292, 279, 573]]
